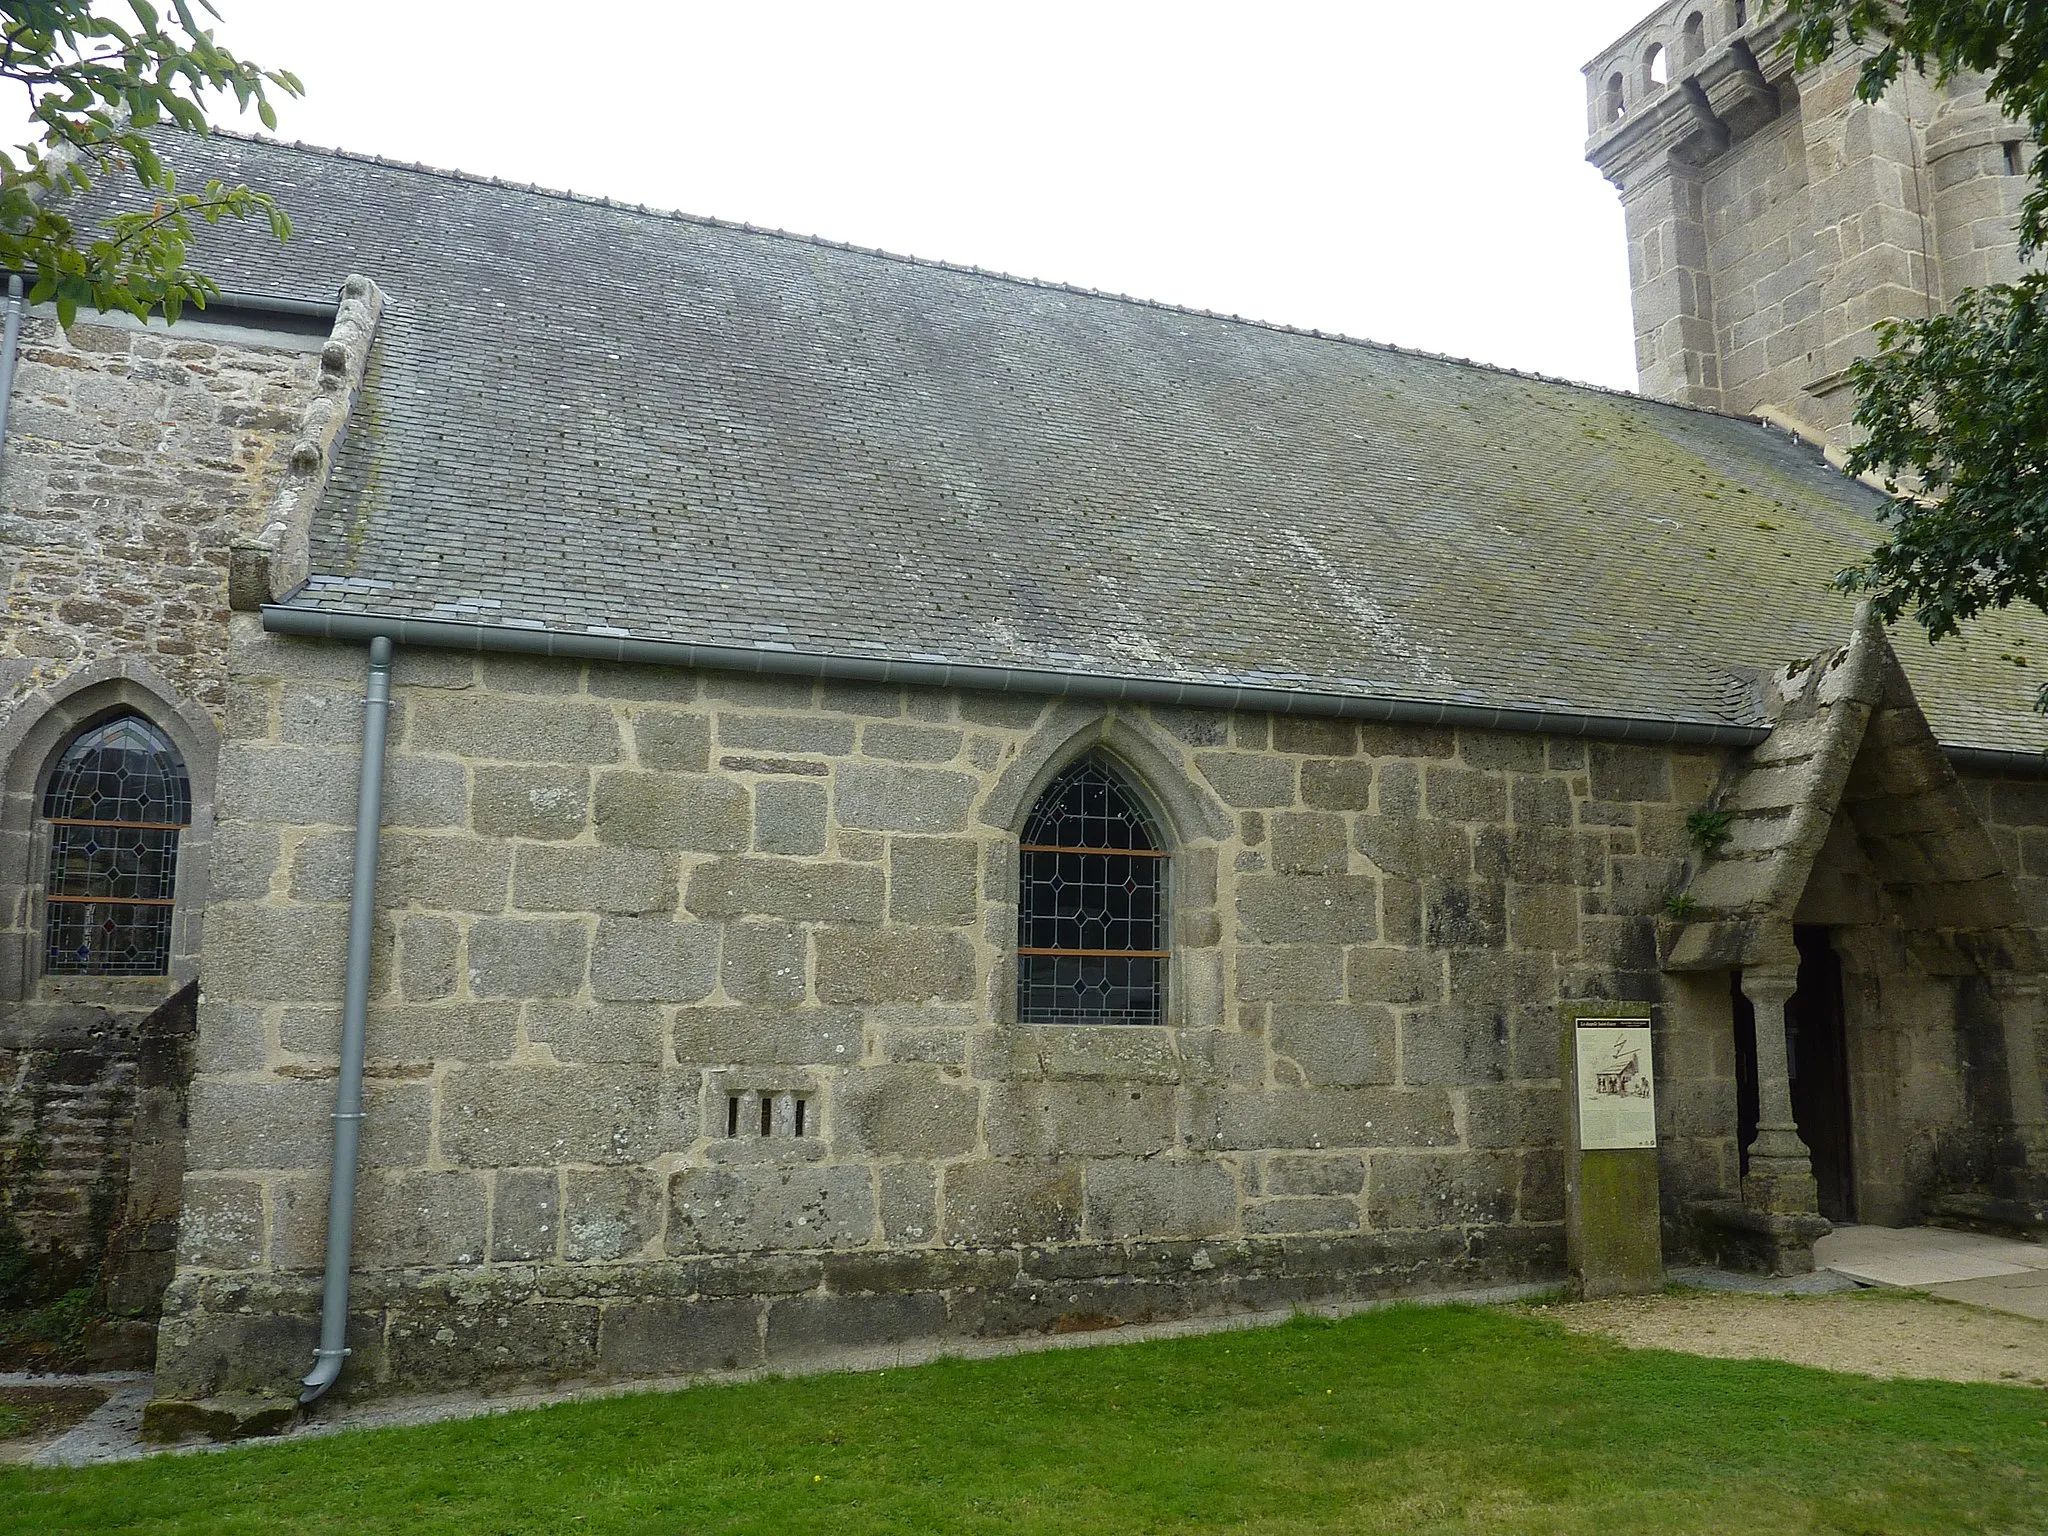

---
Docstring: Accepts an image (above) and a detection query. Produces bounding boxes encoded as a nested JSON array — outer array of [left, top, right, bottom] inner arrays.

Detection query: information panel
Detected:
[[1574, 1020, 1656, 1151]]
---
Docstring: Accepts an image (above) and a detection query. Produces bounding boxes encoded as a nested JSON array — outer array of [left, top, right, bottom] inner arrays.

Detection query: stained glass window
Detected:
[[1017, 758, 1165, 1025], [41, 715, 190, 977]]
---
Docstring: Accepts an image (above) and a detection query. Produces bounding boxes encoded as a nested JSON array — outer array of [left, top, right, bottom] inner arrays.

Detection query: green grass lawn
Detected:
[[2, 1302, 2044, 1534]]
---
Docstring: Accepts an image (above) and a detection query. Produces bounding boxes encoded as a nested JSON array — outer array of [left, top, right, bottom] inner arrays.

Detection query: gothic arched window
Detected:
[[41, 715, 191, 977], [1017, 757, 1165, 1025]]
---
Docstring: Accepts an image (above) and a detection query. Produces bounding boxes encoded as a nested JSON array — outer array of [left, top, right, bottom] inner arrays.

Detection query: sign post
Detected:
[[1562, 1002, 1664, 1299]]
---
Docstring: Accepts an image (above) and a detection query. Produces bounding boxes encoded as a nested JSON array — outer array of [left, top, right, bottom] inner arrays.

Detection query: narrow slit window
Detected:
[[42, 715, 190, 977], [2005, 141, 2024, 177], [1017, 757, 1165, 1025]]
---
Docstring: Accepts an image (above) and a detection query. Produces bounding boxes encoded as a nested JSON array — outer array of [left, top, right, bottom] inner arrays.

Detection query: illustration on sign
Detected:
[[1575, 1020, 1656, 1150]]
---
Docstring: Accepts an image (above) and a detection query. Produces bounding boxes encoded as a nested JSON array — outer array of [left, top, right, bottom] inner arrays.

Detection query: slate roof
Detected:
[[149, 134, 2048, 753]]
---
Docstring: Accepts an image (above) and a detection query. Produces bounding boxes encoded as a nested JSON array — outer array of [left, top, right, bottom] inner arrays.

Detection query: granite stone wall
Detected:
[[157, 619, 1741, 1401], [0, 309, 324, 1334]]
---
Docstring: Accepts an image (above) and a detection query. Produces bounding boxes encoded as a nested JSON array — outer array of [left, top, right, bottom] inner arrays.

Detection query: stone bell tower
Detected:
[[1584, 2, 2033, 448]]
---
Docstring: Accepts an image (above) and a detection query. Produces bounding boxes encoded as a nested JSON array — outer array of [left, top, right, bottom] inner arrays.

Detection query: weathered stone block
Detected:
[[1459, 732, 1547, 773], [861, 723, 963, 762], [398, 915, 460, 1002], [1270, 812, 1349, 875], [513, 846, 676, 914], [491, 1169, 559, 1262], [766, 1292, 949, 1360], [1270, 1003, 1396, 1086], [1267, 1153, 1365, 1196], [201, 903, 352, 1001], [720, 921, 808, 1004], [1368, 1151, 1517, 1229], [385, 755, 476, 829], [467, 918, 590, 998], [443, 1065, 696, 1166], [289, 830, 512, 912], [477, 653, 583, 695], [1377, 761, 1421, 818], [888, 837, 980, 924], [278, 1001, 519, 1065], [217, 743, 355, 825], [941, 1161, 1082, 1246], [815, 927, 975, 1003], [1300, 759, 1374, 811], [207, 824, 281, 902], [1234, 945, 1343, 1002], [717, 713, 853, 756], [686, 856, 885, 924], [1238, 874, 1379, 944], [471, 766, 589, 841], [835, 763, 978, 832], [1463, 1085, 1565, 1150], [633, 710, 711, 771], [564, 1167, 662, 1262], [878, 1161, 938, 1244], [834, 1067, 980, 1157], [1357, 724, 1455, 758], [598, 1299, 761, 1376], [1473, 827, 1605, 887], [589, 917, 719, 1003], [1588, 744, 1670, 804], [528, 1002, 664, 1064], [1354, 816, 1469, 881], [1195, 1086, 1457, 1150], [1194, 753, 1296, 807], [1244, 1196, 1358, 1234], [594, 772, 749, 852], [1424, 881, 1506, 948], [356, 1170, 488, 1267], [410, 694, 622, 764], [1273, 718, 1356, 756], [1425, 765, 1507, 823], [1512, 777, 1574, 828], [668, 1165, 875, 1252], [1400, 1003, 1512, 1086], [821, 682, 903, 718], [984, 1081, 1174, 1158], [175, 1178, 265, 1269], [674, 1006, 861, 1065], [1508, 884, 1581, 952], [1347, 948, 1441, 1005], [1084, 1159, 1237, 1240], [194, 1002, 267, 1075], [753, 780, 827, 856]]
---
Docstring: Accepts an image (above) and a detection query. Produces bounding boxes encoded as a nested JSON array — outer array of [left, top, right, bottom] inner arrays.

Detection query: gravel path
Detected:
[[1539, 1289, 2048, 1387]]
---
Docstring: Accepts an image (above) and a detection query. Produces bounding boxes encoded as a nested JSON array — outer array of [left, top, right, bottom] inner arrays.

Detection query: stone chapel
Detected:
[[0, 2, 2044, 1420]]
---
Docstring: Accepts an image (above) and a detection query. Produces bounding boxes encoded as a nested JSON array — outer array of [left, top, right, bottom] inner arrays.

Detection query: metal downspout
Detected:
[[0, 275, 25, 473], [301, 635, 394, 1405]]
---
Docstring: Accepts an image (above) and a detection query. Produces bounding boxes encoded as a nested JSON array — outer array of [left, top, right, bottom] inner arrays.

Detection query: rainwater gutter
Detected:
[[300, 634, 394, 1406], [0, 275, 24, 477], [260, 606, 1773, 749]]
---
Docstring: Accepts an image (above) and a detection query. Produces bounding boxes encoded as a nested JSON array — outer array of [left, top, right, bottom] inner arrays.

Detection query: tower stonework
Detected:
[[1585, 3, 2034, 443]]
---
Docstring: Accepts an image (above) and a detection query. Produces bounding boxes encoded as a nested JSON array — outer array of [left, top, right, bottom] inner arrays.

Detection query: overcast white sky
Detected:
[[208, 1, 1661, 390]]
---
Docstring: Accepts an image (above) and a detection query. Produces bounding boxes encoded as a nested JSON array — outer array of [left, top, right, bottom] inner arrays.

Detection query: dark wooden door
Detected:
[[1787, 925, 1856, 1222]]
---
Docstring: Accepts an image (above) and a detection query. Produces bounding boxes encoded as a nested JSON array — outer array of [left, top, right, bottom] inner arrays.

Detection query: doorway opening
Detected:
[[1730, 926, 1857, 1221]]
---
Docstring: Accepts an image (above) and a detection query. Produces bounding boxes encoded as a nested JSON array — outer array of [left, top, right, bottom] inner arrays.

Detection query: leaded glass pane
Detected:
[[1018, 759, 1165, 1025], [42, 715, 189, 977]]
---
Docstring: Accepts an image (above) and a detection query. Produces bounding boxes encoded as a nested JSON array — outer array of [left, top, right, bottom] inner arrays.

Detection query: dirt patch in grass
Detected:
[[1541, 1288, 2048, 1387], [0, 1385, 107, 1464]]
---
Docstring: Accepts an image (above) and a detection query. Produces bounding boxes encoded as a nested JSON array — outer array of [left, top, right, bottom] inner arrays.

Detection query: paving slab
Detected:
[[1929, 1268, 2048, 1324], [1815, 1224, 2048, 1290], [1815, 1224, 2048, 1323]]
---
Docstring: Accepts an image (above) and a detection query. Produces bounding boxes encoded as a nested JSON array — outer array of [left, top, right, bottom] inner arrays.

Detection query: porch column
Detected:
[[1989, 975, 2048, 1201], [1741, 967, 1819, 1215]]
